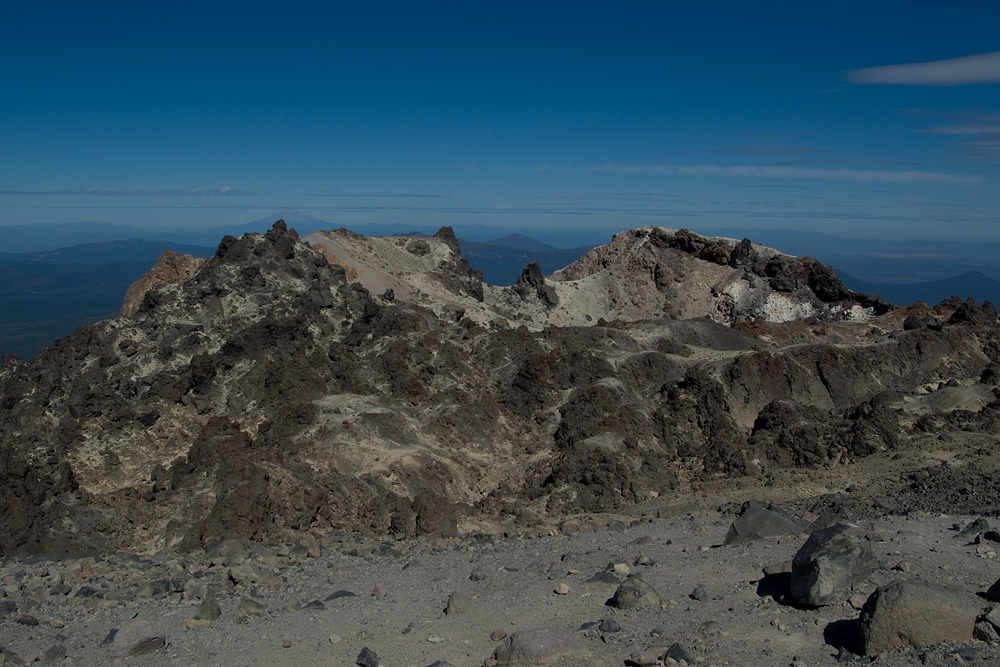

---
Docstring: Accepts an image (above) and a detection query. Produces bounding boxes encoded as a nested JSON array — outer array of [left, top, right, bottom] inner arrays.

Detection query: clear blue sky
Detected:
[[2, 1, 999, 241]]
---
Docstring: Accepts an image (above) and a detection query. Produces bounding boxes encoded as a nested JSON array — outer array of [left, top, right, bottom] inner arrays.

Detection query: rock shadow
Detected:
[[755, 572, 790, 602], [823, 618, 864, 659]]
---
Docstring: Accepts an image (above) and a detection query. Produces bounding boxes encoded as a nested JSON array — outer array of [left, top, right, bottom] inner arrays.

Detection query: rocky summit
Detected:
[[2, 221, 999, 556]]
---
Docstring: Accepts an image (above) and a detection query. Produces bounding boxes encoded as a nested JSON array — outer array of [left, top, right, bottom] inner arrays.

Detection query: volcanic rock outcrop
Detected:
[[120, 248, 206, 317], [1, 222, 998, 555]]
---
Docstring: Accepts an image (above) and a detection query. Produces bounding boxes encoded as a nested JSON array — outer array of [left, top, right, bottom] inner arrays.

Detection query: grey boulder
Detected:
[[790, 524, 877, 607], [723, 501, 803, 545], [488, 628, 586, 666], [608, 575, 660, 610]]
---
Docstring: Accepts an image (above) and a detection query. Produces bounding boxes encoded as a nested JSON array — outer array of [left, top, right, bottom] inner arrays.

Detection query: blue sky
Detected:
[[2, 1, 999, 241]]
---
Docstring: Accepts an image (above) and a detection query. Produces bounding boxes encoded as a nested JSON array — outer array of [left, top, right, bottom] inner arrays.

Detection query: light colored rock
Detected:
[[234, 598, 267, 618], [111, 618, 168, 658], [194, 592, 221, 621], [445, 591, 469, 615], [860, 580, 979, 656], [609, 575, 660, 609], [488, 628, 586, 666]]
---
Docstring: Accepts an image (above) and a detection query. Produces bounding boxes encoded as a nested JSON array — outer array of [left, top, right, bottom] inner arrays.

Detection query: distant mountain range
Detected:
[[840, 271, 1000, 308], [2, 210, 999, 359], [0, 239, 215, 266]]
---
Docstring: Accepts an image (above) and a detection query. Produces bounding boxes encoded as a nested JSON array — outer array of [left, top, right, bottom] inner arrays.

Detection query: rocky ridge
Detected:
[[1, 221, 999, 558]]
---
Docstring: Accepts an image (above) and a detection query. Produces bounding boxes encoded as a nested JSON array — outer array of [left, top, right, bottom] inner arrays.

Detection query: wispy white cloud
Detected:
[[920, 114, 1000, 162], [657, 145, 831, 157], [927, 123, 1000, 135], [0, 186, 259, 196], [585, 164, 986, 185], [954, 140, 1000, 162], [306, 191, 450, 198], [846, 51, 1000, 86]]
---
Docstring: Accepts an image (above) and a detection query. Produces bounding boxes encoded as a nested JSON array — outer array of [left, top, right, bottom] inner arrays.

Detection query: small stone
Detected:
[[195, 592, 222, 621], [43, 644, 66, 663], [608, 575, 660, 610], [138, 578, 172, 599], [302, 534, 321, 558], [445, 592, 469, 615], [690, 584, 709, 601], [111, 618, 168, 658], [282, 639, 292, 648], [700, 621, 722, 635], [665, 643, 694, 663], [554, 583, 570, 595], [426, 636, 444, 643], [491, 629, 508, 641], [184, 618, 212, 630], [325, 589, 358, 601], [762, 560, 792, 576], [974, 621, 1000, 643], [234, 598, 267, 618], [15, 614, 38, 626], [848, 593, 868, 610], [49, 583, 71, 596], [611, 563, 631, 576], [586, 571, 620, 585], [356, 646, 380, 667], [628, 650, 660, 666], [371, 583, 388, 600], [599, 618, 621, 633], [984, 606, 1000, 629]]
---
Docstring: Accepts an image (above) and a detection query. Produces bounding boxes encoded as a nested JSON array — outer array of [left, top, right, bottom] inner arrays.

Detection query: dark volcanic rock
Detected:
[[789, 524, 878, 607], [0, 222, 998, 556], [724, 502, 802, 545]]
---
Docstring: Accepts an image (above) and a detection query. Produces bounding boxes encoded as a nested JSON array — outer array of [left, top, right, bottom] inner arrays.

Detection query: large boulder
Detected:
[[860, 580, 979, 657], [723, 501, 803, 545], [790, 524, 878, 607]]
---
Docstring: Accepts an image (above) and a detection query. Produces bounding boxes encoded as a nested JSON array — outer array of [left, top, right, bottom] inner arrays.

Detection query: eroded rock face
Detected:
[[1, 222, 998, 555], [121, 248, 206, 317], [551, 227, 888, 325]]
